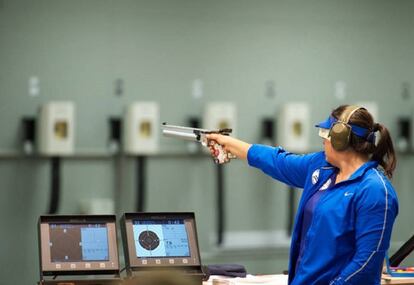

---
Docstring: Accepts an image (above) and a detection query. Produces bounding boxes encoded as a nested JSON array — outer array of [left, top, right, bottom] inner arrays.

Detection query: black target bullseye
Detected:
[[139, 230, 160, 250]]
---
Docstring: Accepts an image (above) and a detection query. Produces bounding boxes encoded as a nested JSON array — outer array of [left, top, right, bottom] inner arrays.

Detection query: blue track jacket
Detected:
[[247, 145, 399, 285]]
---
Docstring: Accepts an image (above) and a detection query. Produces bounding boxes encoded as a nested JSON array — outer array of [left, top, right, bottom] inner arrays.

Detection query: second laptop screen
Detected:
[[132, 219, 190, 258]]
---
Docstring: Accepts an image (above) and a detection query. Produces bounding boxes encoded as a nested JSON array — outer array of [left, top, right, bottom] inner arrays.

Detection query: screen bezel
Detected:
[[122, 213, 201, 269], [38, 215, 120, 275]]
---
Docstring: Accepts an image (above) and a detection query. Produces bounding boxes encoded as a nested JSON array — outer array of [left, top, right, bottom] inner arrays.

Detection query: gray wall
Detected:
[[1, 1, 414, 284]]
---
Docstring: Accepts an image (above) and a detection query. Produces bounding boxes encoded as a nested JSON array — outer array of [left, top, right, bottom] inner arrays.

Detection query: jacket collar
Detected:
[[321, 156, 379, 183], [348, 160, 378, 181]]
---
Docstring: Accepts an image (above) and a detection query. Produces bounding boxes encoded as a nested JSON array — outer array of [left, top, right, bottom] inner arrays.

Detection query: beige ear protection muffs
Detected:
[[329, 105, 362, 151]]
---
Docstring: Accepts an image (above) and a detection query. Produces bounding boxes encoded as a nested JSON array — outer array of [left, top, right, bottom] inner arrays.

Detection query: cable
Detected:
[[48, 157, 60, 214], [217, 164, 225, 245], [136, 156, 146, 212], [287, 186, 296, 236]]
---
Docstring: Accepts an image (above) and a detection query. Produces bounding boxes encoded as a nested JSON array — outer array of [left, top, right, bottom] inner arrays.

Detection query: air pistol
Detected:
[[161, 123, 236, 164]]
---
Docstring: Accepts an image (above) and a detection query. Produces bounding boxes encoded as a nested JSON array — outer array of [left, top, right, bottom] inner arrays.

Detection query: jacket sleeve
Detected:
[[247, 144, 321, 189], [329, 171, 399, 285]]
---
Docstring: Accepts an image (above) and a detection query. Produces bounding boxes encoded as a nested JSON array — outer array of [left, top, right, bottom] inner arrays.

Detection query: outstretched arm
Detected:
[[207, 134, 320, 188], [206, 134, 251, 160]]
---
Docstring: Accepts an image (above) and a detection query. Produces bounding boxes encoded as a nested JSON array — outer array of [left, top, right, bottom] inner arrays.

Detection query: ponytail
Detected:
[[371, 123, 397, 178]]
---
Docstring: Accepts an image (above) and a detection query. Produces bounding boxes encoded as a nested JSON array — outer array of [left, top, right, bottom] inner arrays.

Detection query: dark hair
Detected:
[[332, 105, 397, 178]]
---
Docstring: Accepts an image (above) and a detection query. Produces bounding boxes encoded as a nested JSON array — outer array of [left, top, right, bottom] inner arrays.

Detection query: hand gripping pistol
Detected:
[[161, 123, 236, 164]]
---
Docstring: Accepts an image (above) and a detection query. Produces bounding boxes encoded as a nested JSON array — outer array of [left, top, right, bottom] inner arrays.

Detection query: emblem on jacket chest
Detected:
[[312, 169, 320, 185]]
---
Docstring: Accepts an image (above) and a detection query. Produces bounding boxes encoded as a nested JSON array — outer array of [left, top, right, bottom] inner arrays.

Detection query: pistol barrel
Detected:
[[162, 129, 198, 141]]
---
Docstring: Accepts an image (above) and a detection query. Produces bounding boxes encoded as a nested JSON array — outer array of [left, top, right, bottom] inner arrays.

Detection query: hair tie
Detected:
[[366, 123, 380, 144], [367, 132, 376, 143]]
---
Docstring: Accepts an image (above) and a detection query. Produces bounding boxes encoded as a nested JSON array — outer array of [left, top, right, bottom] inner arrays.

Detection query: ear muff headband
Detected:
[[329, 105, 362, 151]]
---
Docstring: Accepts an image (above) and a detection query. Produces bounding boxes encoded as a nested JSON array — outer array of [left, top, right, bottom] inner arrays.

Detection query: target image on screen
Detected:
[[49, 223, 109, 262], [133, 219, 190, 258]]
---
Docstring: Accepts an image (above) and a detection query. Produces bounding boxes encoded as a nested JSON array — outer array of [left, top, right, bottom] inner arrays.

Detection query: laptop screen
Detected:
[[133, 219, 190, 258], [38, 215, 119, 274], [122, 213, 201, 268], [49, 223, 109, 262]]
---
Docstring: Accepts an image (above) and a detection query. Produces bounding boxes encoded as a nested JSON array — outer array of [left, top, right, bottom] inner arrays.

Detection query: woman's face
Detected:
[[319, 127, 343, 167], [323, 137, 338, 166], [319, 127, 340, 166]]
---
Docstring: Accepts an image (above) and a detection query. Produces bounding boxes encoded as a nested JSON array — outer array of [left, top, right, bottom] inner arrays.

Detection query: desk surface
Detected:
[[204, 275, 288, 285], [203, 274, 414, 285], [381, 274, 414, 284]]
